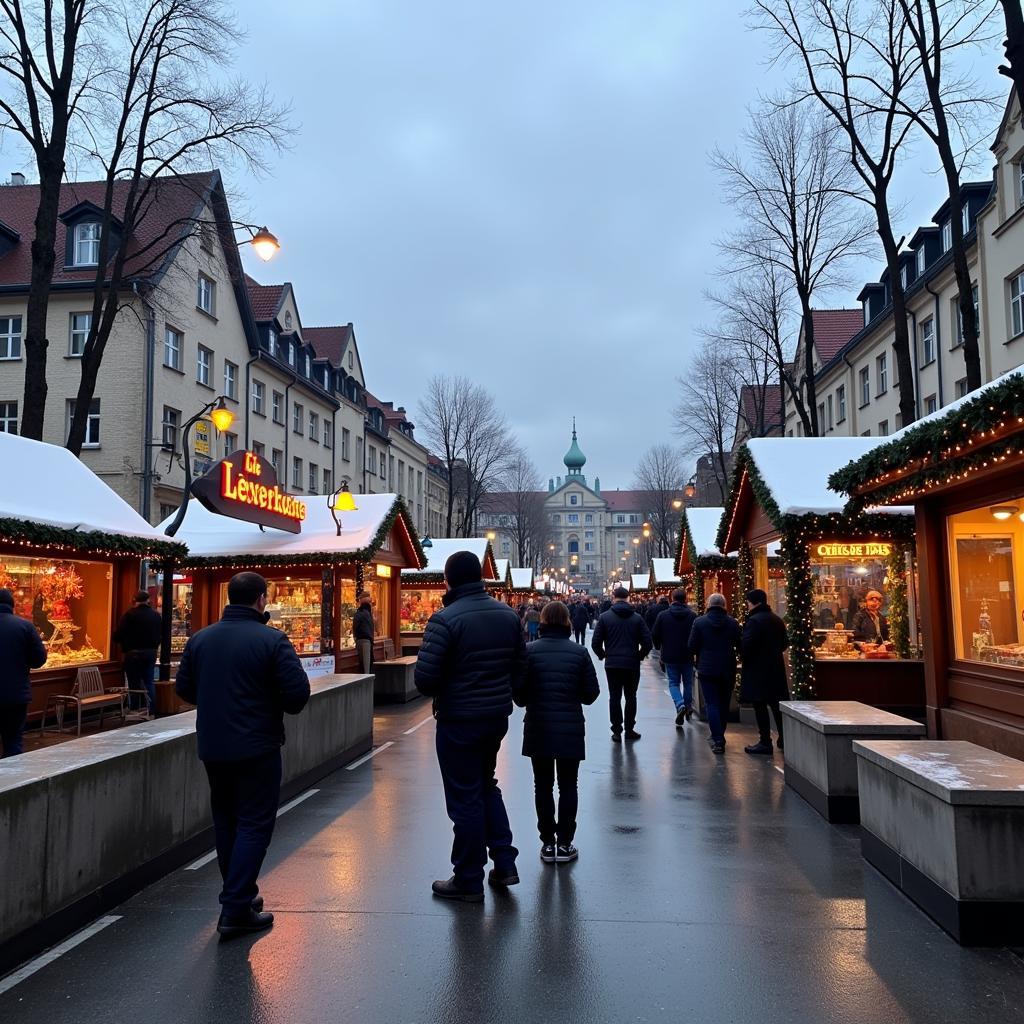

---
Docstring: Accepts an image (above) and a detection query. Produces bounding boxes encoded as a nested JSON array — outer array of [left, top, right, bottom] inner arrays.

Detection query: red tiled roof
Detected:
[[244, 276, 284, 321], [0, 172, 218, 287], [601, 490, 649, 512], [305, 324, 353, 366], [738, 383, 783, 432], [811, 309, 863, 363]]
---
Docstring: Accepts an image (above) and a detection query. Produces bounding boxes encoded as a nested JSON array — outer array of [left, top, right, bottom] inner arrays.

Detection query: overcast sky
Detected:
[[231, 3, 1000, 488]]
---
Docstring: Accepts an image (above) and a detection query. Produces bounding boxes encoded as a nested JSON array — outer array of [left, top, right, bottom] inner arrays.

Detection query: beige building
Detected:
[[784, 88, 1024, 440]]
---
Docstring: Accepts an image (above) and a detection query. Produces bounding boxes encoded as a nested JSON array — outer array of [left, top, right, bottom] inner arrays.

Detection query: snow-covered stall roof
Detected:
[[686, 507, 727, 558], [510, 567, 535, 591], [0, 431, 180, 554], [401, 537, 496, 579], [491, 558, 511, 585], [160, 492, 421, 566], [650, 558, 681, 585], [631, 572, 651, 592]]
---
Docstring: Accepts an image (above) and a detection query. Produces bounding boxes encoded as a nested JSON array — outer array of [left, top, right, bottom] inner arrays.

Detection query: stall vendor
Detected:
[[850, 590, 888, 643]]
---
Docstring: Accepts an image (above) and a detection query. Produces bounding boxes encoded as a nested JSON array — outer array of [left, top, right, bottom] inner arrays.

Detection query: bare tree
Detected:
[[0, 1, 90, 438], [418, 375, 467, 536], [501, 448, 550, 569], [712, 100, 875, 436], [754, 0, 925, 427], [65, 0, 290, 454], [897, 0, 1002, 393], [999, 0, 1024, 109], [673, 343, 739, 505], [632, 444, 686, 557]]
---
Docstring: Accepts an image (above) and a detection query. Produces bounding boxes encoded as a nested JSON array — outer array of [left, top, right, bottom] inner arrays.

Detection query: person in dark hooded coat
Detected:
[[651, 588, 697, 726], [687, 592, 741, 754], [513, 601, 599, 863], [739, 589, 790, 755], [570, 599, 591, 645], [591, 586, 652, 741]]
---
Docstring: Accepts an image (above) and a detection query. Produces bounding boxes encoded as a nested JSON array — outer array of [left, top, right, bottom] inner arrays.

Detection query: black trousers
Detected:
[[203, 750, 282, 918], [573, 627, 586, 645], [435, 718, 517, 889], [753, 701, 785, 743], [0, 703, 27, 757], [531, 756, 580, 844], [605, 666, 641, 734]]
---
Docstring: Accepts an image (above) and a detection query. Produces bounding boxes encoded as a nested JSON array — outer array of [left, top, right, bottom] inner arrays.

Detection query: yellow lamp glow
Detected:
[[250, 226, 280, 262], [333, 482, 358, 512], [210, 399, 234, 433]]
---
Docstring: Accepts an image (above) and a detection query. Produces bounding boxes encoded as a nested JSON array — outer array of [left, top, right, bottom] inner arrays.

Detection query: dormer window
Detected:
[[863, 299, 870, 327], [348, 350, 353, 369], [287, 342, 295, 367], [941, 220, 952, 252], [73, 222, 100, 266], [961, 203, 970, 234], [304, 352, 311, 377], [900, 265, 907, 290], [916, 247, 926, 275], [267, 328, 276, 356]]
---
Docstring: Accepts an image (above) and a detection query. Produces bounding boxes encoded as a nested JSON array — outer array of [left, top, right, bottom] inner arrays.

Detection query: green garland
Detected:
[[0, 516, 186, 560], [693, 567, 706, 613], [736, 541, 753, 623], [780, 533, 816, 697], [828, 372, 1024, 506], [886, 543, 911, 658]]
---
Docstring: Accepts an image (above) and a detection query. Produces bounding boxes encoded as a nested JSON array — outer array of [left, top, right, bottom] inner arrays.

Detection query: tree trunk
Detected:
[[877, 206, 917, 428], [1001, 1, 1024, 113], [799, 299, 820, 435]]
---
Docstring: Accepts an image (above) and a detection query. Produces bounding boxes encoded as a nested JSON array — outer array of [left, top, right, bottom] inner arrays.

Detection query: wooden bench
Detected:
[[780, 700, 924, 823], [41, 666, 126, 737], [372, 655, 422, 704], [854, 739, 1024, 945]]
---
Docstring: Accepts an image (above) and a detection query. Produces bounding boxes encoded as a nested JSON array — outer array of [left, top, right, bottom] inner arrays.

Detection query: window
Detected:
[[287, 342, 295, 367], [925, 394, 938, 415], [292, 456, 303, 490], [196, 344, 212, 386], [251, 378, 265, 416], [309, 411, 319, 442], [323, 468, 332, 494], [197, 274, 215, 315], [323, 421, 332, 448], [817, 401, 825, 428], [955, 377, 968, 399], [223, 360, 237, 400], [304, 353, 311, 377], [615, 514, 625, 524], [161, 406, 179, 449], [293, 402, 304, 435], [341, 427, 351, 460], [368, 444, 376, 471], [900, 265, 907, 289], [569, 494, 578, 505], [67, 312, 91, 357], [1019, 161, 1024, 207], [267, 329, 277, 357], [835, 384, 846, 424], [859, 366, 870, 407], [252, 441, 265, 458], [584, 542, 594, 552], [163, 327, 181, 370], [878, 419, 888, 436], [826, 394, 834, 431], [895, 412, 903, 429], [0, 316, 22, 360], [272, 390, 284, 424], [920, 318, 936, 365], [941, 220, 952, 252], [584, 513, 593, 524], [348, 350, 353, 369], [68, 398, 100, 447], [1011, 272, 1024, 338], [309, 462, 318, 493], [73, 222, 100, 266], [271, 448, 282, 476], [862, 300, 870, 327], [552, 514, 561, 524], [397, 459, 405, 493], [953, 285, 980, 348], [916, 247, 926, 275], [379, 452, 386, 477], [223, 431, 237, 456], [962, 203, 970, 234], [861, 429, 871, 437], [567, 513, 579, 525], [876, 353, 888, 395], [0, 401, 17, 433]]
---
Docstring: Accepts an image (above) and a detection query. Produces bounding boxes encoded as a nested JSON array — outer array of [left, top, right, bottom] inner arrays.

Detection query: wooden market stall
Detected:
[[718, 438, 922, 712], [649, 558, 682, 597], [630, 572, 651, 603], [509, 566, 536, 603], [0, 431, 184, 721], [164, 490, 423, 683], [675, 506, 738, 612], [487, 558, 513, 603], [830, 368, 1024, 756]]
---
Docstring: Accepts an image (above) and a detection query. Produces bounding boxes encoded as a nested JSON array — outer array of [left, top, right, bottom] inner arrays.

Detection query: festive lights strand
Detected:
[[0, 518, 185, 561]]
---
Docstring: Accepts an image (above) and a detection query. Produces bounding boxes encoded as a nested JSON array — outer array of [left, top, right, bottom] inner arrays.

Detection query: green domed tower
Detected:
[[563, 418, 586, 481]]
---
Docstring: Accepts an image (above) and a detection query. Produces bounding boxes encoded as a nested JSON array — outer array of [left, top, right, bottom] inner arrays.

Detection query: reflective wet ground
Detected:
[[3, 646, 1023, 1023]]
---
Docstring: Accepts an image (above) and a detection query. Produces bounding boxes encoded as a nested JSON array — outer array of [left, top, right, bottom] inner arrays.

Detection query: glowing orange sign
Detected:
[[814, 541, 891, 559], [193, 450, 306, 534]]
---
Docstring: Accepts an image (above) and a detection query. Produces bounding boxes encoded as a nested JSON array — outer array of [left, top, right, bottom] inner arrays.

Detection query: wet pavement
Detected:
[[3, 645, 1024, 1023]]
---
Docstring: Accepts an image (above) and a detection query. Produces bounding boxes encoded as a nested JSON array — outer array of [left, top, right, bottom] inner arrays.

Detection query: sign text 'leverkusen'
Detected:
[[192, 451, 307, 534]]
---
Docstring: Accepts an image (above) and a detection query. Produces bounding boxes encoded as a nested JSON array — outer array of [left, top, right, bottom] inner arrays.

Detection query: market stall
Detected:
[[675, 506, 738, 612], [487, 558, 512, 603], [162, 487, 422, 683], [510, 567, 536, 601], [830, 368, 1024, 755], [649, 558, 682, 597], [718, 438, 921, 712], [0, 431, 184, 720]]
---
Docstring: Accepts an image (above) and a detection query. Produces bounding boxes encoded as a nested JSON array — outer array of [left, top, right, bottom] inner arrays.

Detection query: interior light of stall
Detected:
[[990, 505, 1019, 521]]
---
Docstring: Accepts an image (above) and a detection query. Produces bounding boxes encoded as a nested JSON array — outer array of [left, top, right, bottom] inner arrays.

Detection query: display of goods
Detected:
[[38, 563, 84, 605]]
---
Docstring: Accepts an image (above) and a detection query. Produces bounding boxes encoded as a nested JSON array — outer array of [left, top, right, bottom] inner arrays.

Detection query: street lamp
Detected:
[[249, 226, 281, 262], [329, 479, 358, 535], [486, 530, 496, 541], [684, 477, 696, 500], [632, 536, 640, 571], [672, 498, 683, 510]]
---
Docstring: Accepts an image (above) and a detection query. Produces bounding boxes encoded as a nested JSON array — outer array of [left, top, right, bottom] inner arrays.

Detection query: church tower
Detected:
[[563, 417, 586, 485]]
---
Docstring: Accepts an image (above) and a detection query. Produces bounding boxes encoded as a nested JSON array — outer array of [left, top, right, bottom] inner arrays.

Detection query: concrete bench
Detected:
[[373, 655, 421, 704], [781, 701, 925, 823], [0, 673, 373, 973], [854, 740, 1024, 945]]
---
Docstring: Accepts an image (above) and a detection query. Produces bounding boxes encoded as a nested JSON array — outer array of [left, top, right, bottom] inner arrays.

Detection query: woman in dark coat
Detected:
[[739, 589, 790, 755], [513, 600, 600, 863]]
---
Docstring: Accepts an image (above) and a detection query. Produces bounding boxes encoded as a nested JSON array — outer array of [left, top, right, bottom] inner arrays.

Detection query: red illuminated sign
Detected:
[[192, 451, 306, 534]]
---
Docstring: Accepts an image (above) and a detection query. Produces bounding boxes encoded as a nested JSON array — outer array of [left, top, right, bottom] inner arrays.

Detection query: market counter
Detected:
[[0, 673, 373, 973], [812, 657, 925, 716]]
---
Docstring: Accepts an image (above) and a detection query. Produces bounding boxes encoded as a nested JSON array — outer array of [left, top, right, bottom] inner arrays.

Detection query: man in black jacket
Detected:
[[592, 586, 652, 742], [0, 588, 47, 757], [570, 599, 590, 645], [175, 572, 310, 938], [114, 590, 162, 717], [652, 588, 697, 727], [415, 550, 527, 902], [740, 589, 790, 755], [688, 592, 741, 754], [352, 592, 375, 673]]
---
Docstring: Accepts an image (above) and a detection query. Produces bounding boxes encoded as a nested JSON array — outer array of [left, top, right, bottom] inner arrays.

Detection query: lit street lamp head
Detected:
[[250, 226, 280, 262], [210, 397, 234, 433]]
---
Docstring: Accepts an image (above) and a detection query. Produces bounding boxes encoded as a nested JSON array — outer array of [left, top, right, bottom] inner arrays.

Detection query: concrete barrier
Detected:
[[373, 656, 422, 704], [0, 673, 372, 972]]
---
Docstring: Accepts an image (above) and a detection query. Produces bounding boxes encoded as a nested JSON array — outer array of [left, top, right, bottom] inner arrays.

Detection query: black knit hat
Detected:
[[444, 550, 483, 589], [745, 588, 767, 606]]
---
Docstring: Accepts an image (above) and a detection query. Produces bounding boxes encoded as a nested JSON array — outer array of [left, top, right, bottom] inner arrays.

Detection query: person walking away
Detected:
[[514, 600, 599, 864], [415, 550, 527, 902], [652, 588, 697, 728], [353, 592, 375, 673], [688, 592, 740, 754], [646, 596, 667, 633], [175, 572, 310, 938], [114, 590, 162, 717], [0, 588, 46, 757], [525, 601, 541, 641], [570, 599, 590, 645], [740, 589, 790, 755], [591, 586, 652, 742]]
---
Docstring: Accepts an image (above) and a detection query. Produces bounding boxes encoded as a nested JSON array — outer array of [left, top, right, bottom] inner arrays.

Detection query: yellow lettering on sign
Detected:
[[220, 461, 306, 524], [814, 541, 892, 559]]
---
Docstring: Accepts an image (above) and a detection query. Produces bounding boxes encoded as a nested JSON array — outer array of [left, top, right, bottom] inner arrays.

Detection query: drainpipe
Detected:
[[284, 379, 294, 487], [908, 308, 921, 421], [135, 282, 156, 523], [242, 353, 259, 449], [923, 279, 944, 408], [841, 351, 856, 434]]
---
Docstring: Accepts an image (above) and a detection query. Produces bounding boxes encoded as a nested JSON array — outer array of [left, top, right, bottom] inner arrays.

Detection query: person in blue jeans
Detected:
[[651, 588, 697, 728], [687, 592, 741, 754]]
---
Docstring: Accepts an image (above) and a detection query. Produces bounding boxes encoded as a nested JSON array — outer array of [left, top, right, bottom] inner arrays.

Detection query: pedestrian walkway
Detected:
[[2, 654, 1023, 1023]]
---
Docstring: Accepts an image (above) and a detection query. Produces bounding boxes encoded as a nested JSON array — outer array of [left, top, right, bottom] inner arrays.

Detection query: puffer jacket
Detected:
[[688, 605, 741, 679], [570, 602, 591, 631], [591, 601, 652, 669], [646, 599, 668, 630], [652, 601, 697, 664], [414, 581, 526, 721], [513, 623, 600, 760]]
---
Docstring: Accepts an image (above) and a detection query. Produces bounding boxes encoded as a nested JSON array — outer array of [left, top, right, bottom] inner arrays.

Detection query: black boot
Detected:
[[217, 908, 275, 938], [744, 739, 774, 755], [431, 876, 484, 902]]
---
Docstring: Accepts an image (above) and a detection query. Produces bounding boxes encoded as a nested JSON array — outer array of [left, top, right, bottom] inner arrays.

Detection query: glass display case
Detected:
[[220, 577, 323, 656], [401, 586, 446, 632], [337, 578, 357, 650], [169, 577, 193, 655], [0, 555, 112, 669], [367, 575, 391, 637]]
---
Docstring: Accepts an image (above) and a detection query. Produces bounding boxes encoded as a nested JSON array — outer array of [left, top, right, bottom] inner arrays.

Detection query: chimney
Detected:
[[10, 172, 25, 186], [548, 478, 554, 492], [594, 476, 600, 494]]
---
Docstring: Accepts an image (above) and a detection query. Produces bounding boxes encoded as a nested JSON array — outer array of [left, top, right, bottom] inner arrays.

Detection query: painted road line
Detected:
[[774, 766, 785, 775], [0, 916, 121, 996], [184, 849, 219, 871], [345, 741, 394, 770], [403, 716, 434, 736]]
